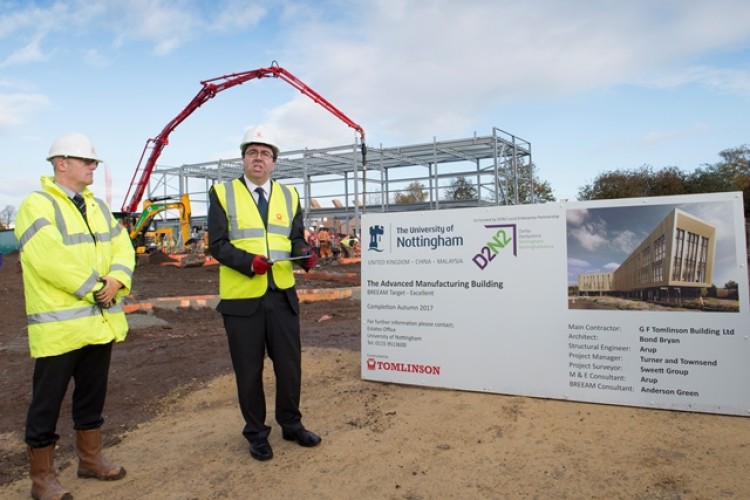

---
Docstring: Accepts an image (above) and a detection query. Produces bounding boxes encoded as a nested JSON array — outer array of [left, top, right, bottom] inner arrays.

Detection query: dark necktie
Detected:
[[73, 194, 86, 217], [255, 187, 268, 222], [254, 187, 275, 289]]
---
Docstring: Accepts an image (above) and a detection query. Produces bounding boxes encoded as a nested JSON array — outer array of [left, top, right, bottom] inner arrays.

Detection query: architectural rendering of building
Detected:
[[578, 208, 716, 302]]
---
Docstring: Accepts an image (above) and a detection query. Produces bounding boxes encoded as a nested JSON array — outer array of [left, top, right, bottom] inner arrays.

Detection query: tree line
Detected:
[[396, 145, 748, 212], [578, 145, 750, 214]]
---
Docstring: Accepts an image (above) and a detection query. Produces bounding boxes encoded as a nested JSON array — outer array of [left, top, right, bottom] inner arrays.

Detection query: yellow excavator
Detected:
[[128, 194, 192, 254], [126, 195, 207, 268], [141, 227, 176, 255]]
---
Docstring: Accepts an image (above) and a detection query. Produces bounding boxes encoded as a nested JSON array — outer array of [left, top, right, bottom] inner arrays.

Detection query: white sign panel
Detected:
[[361, 192, 750, 416]]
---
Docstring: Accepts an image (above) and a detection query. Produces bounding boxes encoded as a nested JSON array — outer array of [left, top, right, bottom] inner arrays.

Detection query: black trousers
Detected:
[[25, 342, 113, 448], [222, 291, 302, 442]]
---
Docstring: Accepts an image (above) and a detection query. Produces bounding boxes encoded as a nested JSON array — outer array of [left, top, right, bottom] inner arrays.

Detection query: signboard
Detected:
[[361, 192, 750, 416]]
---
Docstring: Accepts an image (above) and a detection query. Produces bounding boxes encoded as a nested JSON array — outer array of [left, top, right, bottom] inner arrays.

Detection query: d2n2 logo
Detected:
[[472, 224, 517, 270]]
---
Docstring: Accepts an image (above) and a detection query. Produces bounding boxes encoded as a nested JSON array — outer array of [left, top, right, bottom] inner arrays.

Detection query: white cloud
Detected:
[[594, 122, 714, 155], [567, 210, 613, 252], [610, 229, 639, 254], [566, 209, 588, 225], [82, 48, 109, 68], [641, 124, 712, 148], [209, 1, 266, 33], [0, 92, 50, 130], [570, 225, 608, 252], [110, 0, 198, 56], [0, 35, 51, 67], [644, 65, 750, 99], [0, 173, 44, 209], [685, 200, 738, 243], [603, 262, 620, 271], [567, 257, 590, 269], [0, 2, 107, 66], [568, 216, 639, 256], [265, 95, 364, 151]]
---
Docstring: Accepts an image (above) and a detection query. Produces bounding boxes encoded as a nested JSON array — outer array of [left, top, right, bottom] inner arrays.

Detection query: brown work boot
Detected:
[[28, 444, 73, 500], [75, 429, 126, 480]]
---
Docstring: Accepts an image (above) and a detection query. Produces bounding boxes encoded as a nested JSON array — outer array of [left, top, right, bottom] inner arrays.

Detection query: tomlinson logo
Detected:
[[366, 358, 441, 375]]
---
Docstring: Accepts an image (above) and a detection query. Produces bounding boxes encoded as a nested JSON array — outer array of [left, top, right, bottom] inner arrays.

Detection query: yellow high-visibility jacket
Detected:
[[212, 179, 299, 298], [14, 177, 135, 358]]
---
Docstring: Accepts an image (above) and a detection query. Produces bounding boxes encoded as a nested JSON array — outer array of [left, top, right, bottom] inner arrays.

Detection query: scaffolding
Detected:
[[142, 127, 534, 235]]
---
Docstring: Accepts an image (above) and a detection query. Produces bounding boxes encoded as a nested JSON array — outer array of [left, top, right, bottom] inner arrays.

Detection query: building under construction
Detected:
[[142, 127, 534, 236]]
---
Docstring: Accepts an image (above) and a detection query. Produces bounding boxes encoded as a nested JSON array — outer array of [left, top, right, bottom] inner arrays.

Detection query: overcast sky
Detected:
[[1, 0, 749, 215]]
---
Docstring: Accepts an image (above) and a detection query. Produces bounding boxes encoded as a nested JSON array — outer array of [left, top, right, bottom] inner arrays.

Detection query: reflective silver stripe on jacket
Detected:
[[17, 218, 51, 249], [108, 301, 124, 314], [28, 301, 124, 325], [28, 304, 101, 325], [74, 272, 101, 299], [92, 198, 117, 242], [110, 263, 134, 280], [224, 182, 261, 240], [33, 191, 92, 246], [224, 181, 294, 241], [32, 192, 120, 244], [22, 192, 123, 248]]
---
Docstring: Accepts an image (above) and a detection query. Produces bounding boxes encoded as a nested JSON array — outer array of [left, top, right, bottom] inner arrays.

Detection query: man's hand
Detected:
[[301, 247, 317, 271], [252, 255, 272, 275], [95, 276, 122, 309]]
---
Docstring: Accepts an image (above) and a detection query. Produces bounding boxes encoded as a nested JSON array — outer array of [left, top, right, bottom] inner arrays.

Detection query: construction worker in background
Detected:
[[208, 125, 320, 462], [331, 231, 341, 261], [339, 234, 351, 258], [340, 233, 359, 258], [318, 226, 333, 262], [14, 133, 134, 499]]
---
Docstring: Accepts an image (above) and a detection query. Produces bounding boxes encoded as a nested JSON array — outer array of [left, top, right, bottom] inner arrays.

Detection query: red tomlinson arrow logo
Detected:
[[367, 359, 441, 375]]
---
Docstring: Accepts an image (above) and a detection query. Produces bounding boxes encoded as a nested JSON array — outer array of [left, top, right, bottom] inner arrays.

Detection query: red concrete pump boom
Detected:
[[121, 61, 366, 214]]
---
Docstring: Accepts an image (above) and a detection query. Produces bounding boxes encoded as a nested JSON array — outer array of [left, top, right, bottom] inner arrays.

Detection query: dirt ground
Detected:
[[2, 251, 750, 499]]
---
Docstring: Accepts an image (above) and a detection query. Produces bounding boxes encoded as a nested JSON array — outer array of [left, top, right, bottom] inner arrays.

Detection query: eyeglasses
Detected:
[[66, 157, 99, 167], [244, 148, 274, 160]]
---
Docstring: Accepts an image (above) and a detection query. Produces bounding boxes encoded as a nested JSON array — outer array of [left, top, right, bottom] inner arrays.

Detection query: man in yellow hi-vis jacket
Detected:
[[208, 126, 319, 462], [14, 133, 134, 500]]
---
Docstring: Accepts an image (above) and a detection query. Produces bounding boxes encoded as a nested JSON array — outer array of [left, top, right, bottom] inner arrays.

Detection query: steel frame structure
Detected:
[[142, 127, 533, 235]]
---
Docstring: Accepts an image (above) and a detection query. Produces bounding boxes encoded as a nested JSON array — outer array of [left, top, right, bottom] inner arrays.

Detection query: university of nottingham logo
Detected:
[[368, 224, 384, 252]]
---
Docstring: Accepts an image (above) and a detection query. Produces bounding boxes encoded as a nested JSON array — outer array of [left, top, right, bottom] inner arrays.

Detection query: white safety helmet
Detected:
[[46, 132, 103, 163], [240, 126, 280, 157]]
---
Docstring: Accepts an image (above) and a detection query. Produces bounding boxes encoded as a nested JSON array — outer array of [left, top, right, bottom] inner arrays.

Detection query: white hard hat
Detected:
[[47, 132, 103, 163], [240, 126, 280, 155]]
